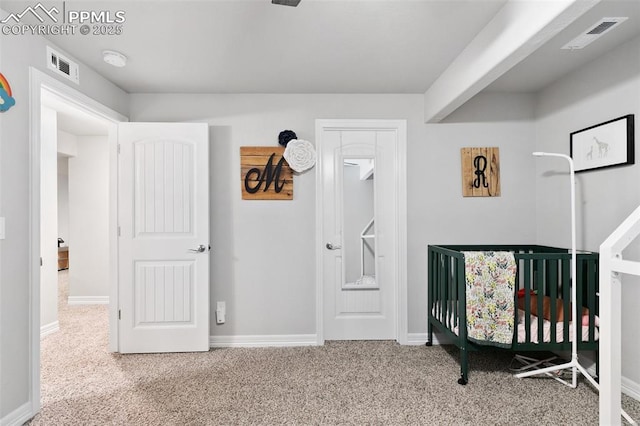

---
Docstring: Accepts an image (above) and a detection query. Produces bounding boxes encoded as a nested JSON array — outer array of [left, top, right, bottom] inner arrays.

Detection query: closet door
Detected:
[[319, 124, 398, 340]]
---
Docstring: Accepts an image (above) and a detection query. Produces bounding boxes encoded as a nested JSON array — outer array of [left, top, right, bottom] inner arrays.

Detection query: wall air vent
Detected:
[[46, 46, 80, 84], [561, 17, 628, 50], [272, 0, 301, 6]]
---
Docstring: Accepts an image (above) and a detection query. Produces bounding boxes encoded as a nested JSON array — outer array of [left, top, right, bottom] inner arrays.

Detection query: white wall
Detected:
[[68, 136, 110, 301], [0, 22, 129, 420], [40, 107, 58, 330], [57, 157, 70, 247], [535, 35, 640, 386], [57, 131, 79, 157], [129, 92, 537, 338], [57, 132, 77, 251], [409, 93, 538, 330]]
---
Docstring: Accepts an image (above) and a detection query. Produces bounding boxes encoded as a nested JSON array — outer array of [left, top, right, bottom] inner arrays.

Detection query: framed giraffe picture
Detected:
[[570, 114, 634, 173]]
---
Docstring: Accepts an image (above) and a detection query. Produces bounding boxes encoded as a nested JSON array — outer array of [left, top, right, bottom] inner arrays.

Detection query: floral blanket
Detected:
[[463, 251, 516, 348]]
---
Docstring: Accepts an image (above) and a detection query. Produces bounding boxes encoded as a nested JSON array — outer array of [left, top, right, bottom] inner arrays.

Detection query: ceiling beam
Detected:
[[423, 0, 600, 123]]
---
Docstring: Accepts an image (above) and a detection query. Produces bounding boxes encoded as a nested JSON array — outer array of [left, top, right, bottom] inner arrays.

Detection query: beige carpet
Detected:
[[29, 271, 640, 425]]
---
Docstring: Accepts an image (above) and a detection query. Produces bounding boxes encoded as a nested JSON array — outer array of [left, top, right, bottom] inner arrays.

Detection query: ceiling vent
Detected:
[[46, 46, 80, 84], [561, 17, 628, 50], [272, 0, 301, 6]]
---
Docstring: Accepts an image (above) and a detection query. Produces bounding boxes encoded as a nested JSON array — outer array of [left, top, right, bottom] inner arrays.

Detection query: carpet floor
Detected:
[[28, 271, 640, 425]]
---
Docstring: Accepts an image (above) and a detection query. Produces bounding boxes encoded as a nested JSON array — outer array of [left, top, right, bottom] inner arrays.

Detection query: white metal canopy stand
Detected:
[[516, 152, 635, 425]]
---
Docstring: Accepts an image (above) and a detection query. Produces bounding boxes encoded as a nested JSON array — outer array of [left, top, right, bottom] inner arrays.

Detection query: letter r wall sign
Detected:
[[461, 147, 501, 197], [240, 146, 293, 200]]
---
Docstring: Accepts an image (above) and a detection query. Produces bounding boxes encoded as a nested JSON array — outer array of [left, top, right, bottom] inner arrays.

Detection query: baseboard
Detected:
[[212, 334, 448, 348], [588, 367, 640, 403], [406, 332, 451, 346], [210, 334, 318, 348], [623, 376, 640, 402], [67, 296, 109, 305], [406, 333, 428, 345], [40, 321, 59, 338], [0, 402, 32, 426]]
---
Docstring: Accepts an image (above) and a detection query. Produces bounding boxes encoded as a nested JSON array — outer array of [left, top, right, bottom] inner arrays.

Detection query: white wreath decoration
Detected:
[[283, 139, 316, 173]]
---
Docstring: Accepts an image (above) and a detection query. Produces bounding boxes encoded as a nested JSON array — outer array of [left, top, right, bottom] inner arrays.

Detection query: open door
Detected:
[[117, 123, 209, 353]]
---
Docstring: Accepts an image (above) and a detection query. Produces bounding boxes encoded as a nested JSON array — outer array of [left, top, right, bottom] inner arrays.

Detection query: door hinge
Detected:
[[117, 226, 121, 237], [40, 257, 43, 266], [118, 309, 121, 320], [117, 144, 121, 154]]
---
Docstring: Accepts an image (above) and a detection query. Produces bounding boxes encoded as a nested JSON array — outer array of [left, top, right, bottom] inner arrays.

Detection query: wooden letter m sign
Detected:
[[241, 147, 293, 200]]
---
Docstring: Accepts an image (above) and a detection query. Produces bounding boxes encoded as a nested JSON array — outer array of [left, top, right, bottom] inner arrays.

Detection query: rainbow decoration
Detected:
[[0, 73, 12, 97], [0, 72, 16, 112]]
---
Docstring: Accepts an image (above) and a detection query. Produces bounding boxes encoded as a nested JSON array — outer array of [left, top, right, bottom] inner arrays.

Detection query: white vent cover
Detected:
[[46, 46, 80, 84], [562, 17, 628, 50]]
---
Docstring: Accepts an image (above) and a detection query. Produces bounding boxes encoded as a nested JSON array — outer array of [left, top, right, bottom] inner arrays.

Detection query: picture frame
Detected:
[[570, 114, 635, 173]]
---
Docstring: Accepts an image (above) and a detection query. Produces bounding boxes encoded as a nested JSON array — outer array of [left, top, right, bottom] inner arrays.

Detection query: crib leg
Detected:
[[595, 350, 600, 382], [426, 320, 433, 346], [458, 347, 468, 385]]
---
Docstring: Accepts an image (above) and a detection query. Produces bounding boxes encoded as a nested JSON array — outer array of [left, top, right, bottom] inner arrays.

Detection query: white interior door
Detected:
[[320, 127, 398, 340], [118, 123, 209, 353]]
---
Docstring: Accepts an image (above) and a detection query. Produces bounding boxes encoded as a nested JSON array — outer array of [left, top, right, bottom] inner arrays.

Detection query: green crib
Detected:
[[426, 245, 599, 385]]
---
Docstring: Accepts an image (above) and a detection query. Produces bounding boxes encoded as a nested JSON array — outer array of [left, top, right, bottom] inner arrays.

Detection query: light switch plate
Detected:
[[0, 217, 5, 239]]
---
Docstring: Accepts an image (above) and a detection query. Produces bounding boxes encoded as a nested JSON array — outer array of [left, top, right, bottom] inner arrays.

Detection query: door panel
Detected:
[[135, 141, 194, 235], [134, 261, 193, 324], [321, 128, 397, 340], [118, 123, 209, 353]]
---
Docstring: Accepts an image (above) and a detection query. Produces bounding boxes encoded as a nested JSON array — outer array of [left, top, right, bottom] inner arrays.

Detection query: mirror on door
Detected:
[[342, 158, 377, 289]]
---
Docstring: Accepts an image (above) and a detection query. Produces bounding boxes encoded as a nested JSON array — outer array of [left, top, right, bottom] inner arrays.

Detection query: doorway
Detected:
[[29, 68, 126, 414], [315, 119, 407, 344], [40, 89, 112, 339]]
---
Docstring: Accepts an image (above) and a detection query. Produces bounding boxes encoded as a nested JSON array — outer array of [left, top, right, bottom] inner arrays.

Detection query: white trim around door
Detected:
[[315, 119, 407, 345], [28, 67, 127, 420]]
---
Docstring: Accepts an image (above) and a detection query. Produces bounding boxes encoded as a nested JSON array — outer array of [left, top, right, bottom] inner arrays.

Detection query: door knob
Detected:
[[326, 242, 342, 250], [189, 244, 207, 253]]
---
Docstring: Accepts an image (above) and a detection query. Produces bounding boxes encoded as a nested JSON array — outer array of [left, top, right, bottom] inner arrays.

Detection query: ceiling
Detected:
[[1, 0, 639, 97], [486, 0, 640, 92], [3, 0, 508, 93]]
